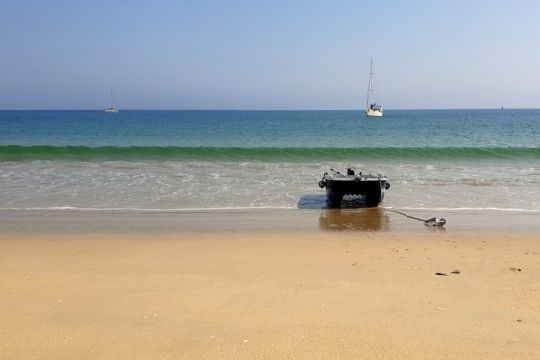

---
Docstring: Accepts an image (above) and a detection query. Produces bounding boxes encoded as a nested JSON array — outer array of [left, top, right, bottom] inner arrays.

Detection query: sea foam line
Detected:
[[0, 206, 297, 212], [1, 206, 539, 213]]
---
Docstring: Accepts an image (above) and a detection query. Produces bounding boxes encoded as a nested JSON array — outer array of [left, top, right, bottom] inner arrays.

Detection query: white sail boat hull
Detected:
[[104, 90, 118, 113], [366, 108, 383, 117]]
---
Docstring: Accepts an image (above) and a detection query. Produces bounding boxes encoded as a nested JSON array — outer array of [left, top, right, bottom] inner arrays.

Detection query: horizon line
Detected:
[[0, 107, 538, 111]]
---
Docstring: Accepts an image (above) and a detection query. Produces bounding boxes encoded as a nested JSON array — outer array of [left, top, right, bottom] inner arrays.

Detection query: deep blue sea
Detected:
[[0, 109, 539, 211]]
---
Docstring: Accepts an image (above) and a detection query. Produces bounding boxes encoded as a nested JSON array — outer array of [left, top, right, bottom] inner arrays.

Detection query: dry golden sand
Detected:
[[1, 232, 539, 359]]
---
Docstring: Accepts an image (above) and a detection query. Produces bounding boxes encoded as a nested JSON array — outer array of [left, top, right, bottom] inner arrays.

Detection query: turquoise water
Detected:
[[0, 110, 539, 211], [1, 109, 538, 149]]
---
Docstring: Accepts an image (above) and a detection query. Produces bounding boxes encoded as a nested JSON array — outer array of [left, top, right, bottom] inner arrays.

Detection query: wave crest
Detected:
[[0, 145, 538, 162]]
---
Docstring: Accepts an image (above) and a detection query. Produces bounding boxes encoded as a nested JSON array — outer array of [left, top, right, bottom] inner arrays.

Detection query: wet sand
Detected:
[[1, 208, 539, 233], [1, 231, 539, 359]]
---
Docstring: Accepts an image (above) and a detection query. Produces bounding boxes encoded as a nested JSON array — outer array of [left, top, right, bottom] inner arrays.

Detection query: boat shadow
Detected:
[[297, 195, 390, 231]]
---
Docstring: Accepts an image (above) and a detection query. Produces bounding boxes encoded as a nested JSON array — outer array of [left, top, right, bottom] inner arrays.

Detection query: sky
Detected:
[[1, 0, 539, 110]]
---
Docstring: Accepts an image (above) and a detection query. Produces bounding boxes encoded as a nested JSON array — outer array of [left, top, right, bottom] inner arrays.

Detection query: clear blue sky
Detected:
[[1, 0, 539, 110]]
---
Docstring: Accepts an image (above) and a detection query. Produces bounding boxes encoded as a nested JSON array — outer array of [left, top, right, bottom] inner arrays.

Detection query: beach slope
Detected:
[[1, 232, 539, 359]]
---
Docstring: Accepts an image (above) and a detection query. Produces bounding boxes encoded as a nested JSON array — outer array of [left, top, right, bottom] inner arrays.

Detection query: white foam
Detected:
[[1, 161, 538, 212], [0, 206, 296, 212]]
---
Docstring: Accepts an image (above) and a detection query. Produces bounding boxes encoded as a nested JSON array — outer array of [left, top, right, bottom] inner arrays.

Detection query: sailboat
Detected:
[[104, 90, 118, 113], [366, 59, 383, 117]]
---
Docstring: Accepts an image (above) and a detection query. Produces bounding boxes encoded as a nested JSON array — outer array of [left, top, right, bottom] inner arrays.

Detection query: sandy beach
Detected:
[[2, 229, 539, 359], [3, 1, 540, 358]]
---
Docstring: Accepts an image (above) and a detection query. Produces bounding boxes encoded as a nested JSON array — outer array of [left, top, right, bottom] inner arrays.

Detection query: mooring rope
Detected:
[[385, 208, 447, 227]]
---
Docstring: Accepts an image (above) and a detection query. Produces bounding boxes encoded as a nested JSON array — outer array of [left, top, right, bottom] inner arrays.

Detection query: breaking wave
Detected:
[[0, 145, 539, 162]]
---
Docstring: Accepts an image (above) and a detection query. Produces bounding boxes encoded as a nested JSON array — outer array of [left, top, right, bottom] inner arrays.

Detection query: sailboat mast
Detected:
[[366, 58, 374, 109]]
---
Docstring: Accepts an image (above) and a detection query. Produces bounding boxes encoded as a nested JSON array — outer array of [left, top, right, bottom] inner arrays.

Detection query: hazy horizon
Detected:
[[1, 0, 539, 110], [2, 107, 539, 111]]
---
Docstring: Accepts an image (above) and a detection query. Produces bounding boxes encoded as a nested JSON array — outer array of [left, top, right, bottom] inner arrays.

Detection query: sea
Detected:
[[0, 109, 539, 213]]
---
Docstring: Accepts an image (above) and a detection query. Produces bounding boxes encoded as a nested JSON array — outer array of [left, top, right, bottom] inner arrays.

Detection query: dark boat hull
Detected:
[[320, 173, 389, 208]]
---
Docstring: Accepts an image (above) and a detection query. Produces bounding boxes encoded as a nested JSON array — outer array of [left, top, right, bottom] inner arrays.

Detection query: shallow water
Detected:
[[0, 110, 538, 212]]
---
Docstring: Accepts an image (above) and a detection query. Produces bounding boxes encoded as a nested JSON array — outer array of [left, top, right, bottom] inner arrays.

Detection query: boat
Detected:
[[318, 168, 390, 208], [104, 90, 118, 113], [366, 59, 383, 117]]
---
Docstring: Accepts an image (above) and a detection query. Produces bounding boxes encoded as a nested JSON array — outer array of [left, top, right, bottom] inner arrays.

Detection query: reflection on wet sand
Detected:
[[319, 207, 390, 231]]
